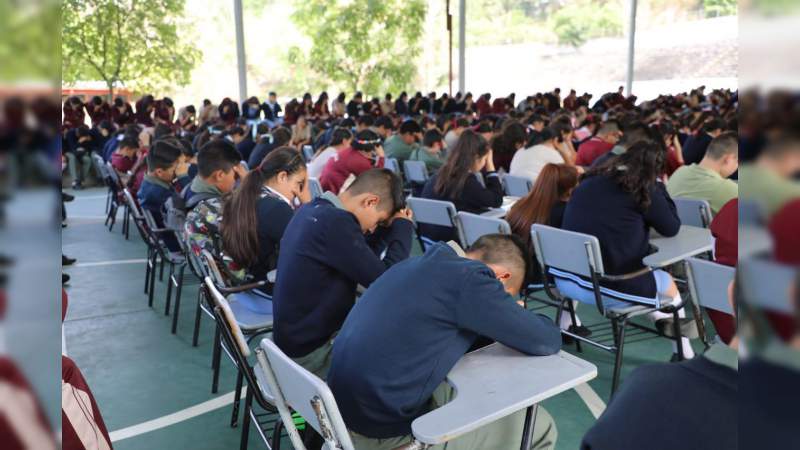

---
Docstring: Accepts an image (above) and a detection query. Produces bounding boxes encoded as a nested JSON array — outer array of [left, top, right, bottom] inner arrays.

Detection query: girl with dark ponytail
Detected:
[[221, 147, 310, 305]]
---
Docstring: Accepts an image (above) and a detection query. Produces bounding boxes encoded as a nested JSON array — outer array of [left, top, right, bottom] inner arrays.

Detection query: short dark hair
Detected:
[[705, 131, 738, 160], [703, 118, 726, 133], [357, 115, 375, 127], [119, 137, 139, 151], [467, 233, 531, 290], [197, 139, 242, 178], [455, 117, 470, 128], [375, 116, 394, 131], [399, 120, 422, 135], [147, 139, 182, 172], [268, 92, 277, 97], [423, 129, 443, 148], [346, 168, 405, 213]]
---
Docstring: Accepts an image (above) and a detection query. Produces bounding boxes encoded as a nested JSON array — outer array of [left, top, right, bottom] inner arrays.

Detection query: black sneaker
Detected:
[[62, 273, 70, 285], [62, 255, 76, 266], [567, 324, 593, 338], [62, 192, 75, 202], [71, 181, 83, 190]]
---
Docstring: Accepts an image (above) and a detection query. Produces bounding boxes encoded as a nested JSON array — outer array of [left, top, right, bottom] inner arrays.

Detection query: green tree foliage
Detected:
[[62, 0, 201, 97], [703, 0, 737, 17], [290, 0, 426, 95], [0, 1, 60, 83], [550, 0, 623, 48]]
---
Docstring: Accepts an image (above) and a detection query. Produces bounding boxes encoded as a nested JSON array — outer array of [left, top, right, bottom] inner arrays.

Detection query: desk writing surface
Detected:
[[481, 196, 519, 219], [644, 225, 714, 268], [411, 343, 597, 445]]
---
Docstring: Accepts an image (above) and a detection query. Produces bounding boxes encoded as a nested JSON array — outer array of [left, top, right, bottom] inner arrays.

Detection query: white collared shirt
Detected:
[[264, 186, 293, 207]]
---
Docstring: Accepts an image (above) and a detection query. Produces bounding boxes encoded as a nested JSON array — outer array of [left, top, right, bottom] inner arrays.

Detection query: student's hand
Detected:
[[484, 150, 496, 172], [374, 144, 385, 158], [233, 163, 248, 180], [389, 207, 413, 224]]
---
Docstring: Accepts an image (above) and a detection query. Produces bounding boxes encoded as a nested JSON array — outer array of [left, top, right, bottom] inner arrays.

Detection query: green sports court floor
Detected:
[[62, 187, 706, 450]]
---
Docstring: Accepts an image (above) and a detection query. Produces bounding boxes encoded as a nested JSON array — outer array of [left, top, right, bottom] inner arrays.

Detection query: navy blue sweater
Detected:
[[562, 174, 680, 298], [582, 352, 736, 450], [419, 172, 504, 243], [328, 243, 562, 438], [682, 132, 712, 166], [272, 194, 414, 358]]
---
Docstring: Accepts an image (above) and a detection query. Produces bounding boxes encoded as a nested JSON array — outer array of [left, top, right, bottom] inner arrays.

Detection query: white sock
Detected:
[[648, 295, 695, 359], [559, 301, 582, 330]]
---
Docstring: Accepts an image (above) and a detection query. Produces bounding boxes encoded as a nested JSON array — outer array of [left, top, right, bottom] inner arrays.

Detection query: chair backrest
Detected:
[[384, 157, 400, 174], [503, 174, 532, 197], [673, 197, 712, 228], [106, 162, 122, 187], [92, 153, 110, 180], [406, 197, 463, 246], [308, 177, 323, 199], [256, 339, 355, 450], [738, 258, 797, 315], [403, 160, 428, 184], [200, 250, 227, 287], [530, 224, 604, 277], [686, 258, 735, 315], [204, 277, 251, 357], [738, 200, 764, 226], [122, 188, 144, 221], [302, 145, 315, 163], [457, 212, 511, 247]]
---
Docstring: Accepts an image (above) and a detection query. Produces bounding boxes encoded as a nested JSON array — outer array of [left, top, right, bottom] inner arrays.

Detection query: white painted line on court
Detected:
[[109, 390, 247, 442], [72, 194, 110, 200], [574, 383, 606, 419], [68, 215, 109, 220], [72, 259, 147, 268]]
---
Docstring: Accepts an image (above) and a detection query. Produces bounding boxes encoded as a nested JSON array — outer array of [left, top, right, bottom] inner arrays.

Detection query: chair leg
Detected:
[[192, 290, 203, 347], [239, 386, 253, 450], [672, 310, 685, 361], [159, 256, 165, 281], [171, 265, 186, 334], [211, 326, 221, 394], [165, 263, 175, 316], [124, 207, 130, 239], [272, 417, 284, 450], [567, 300, 582, 353], [611, 318, 628, 396], [231, 369, 244, 428], [148, 252, 157, 308], [144, 248, 152, 294]]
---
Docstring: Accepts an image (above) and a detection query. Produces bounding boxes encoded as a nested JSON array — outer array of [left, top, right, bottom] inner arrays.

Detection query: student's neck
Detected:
[[757, 156, 791, 178], [698, 158, 723, 175]]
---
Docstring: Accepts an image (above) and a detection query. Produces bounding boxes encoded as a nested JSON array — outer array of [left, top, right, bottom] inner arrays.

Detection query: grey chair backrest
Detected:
[[503, 174, 532, 197], [686, 258, 735, 315], [457, 212, 511, 247], [308, 177, 323, 199], [674, 197, 712, 228], [407, 197, 463, 246], [738, 200, 764, 226], [531, 224, 604, 277], [403, 160, 429, 184], [384, 157, 400, 174], [92, 153, 110, 179], [122, 188, 143, 221], [738, 258, 797, 315], [204, 277, 251, 357], [200, 250, 227, 287], [302, 145, 315, 163], [106, 162, 122, 186], [256, 339, 355, 450]]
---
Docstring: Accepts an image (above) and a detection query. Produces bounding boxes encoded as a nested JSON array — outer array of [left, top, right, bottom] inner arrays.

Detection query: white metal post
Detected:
[[625, 0, 638, 96], [233, 0, 248, 103], [458, 0, 466, 94]]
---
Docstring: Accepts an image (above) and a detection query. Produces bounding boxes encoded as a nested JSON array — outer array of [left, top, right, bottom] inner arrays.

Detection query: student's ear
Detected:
[[362, 193, 380, 209]]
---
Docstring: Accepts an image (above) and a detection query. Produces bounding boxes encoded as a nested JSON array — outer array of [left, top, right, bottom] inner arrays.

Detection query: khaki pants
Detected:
[[349, 383, 557, 450], [291, 337, 335, 380]]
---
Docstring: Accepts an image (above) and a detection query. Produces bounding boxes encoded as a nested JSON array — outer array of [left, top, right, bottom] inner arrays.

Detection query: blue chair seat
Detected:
[[229, 290, 273, 331]]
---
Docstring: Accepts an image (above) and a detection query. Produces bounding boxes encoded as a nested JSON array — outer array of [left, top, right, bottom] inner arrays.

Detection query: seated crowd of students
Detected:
[[61, 84, 800, 449]]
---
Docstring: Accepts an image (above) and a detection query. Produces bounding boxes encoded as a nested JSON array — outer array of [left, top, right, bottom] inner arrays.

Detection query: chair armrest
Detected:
[[600, 266, 653, 282]]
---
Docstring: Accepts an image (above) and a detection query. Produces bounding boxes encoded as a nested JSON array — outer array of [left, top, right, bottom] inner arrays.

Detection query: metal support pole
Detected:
[[447, 0, 453, 96], [458, 0, 466, 94], [233, 0, 248, 104], [625, 0, 638, 97]]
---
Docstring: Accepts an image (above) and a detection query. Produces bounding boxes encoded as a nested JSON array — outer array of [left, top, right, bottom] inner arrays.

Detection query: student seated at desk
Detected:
[[137, 138, 191, 251], [667, 132, 738, 215], [320, 129, 386, 194], [408, 128, 446, 172], [272, 168, 413, 378], [581, 279, 738, 450], [307, 127, 352, 179], [561, 140, 695, 359], [738, 134, 800, 217], [219, 147, 311, 302], [328, 235, 562, 450], [509, 120, 578, 185], [507, 163, 589, 337], [383, 119, 422, 164], [420, 129, 503, 243]]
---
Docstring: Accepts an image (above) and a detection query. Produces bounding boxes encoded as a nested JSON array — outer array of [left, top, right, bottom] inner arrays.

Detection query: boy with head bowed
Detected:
[[328, 235, 562, 450], [272, 168, 414, 378]]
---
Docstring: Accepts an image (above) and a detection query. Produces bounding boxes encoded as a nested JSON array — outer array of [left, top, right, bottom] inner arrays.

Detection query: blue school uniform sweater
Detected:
[[138, 174, 190, 250], [328, 243, 562, 438], [272, 192, 413, 358], [561, 174, 680, 299]]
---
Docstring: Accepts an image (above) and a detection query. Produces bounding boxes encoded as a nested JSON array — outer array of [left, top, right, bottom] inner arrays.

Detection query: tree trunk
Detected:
[[106, 79, 115, 102]]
